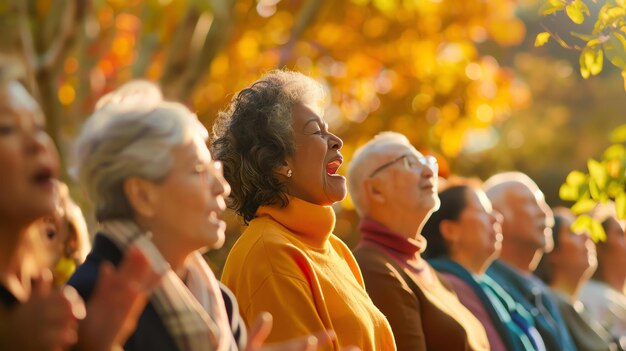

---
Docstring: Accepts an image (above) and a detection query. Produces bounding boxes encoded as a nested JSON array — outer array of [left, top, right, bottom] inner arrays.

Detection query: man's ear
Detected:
[[123, 177, 158, 218], [364, 177, 387, 205]]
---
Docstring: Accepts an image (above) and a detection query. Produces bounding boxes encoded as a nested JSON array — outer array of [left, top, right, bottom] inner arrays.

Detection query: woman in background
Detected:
[[40, 180, 91, 286], [535, 208, 617, 351], [422, 182, 544, 351]]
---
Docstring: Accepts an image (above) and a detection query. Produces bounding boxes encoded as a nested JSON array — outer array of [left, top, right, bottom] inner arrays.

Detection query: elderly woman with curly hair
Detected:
[[212, 70, 395, 350]]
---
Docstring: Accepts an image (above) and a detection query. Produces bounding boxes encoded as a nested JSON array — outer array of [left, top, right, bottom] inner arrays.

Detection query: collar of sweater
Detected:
[[358, 217, 425, 261], [255, 196, 335, 249]]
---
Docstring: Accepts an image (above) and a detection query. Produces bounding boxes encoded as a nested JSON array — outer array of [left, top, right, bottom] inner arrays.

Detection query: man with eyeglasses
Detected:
[[348, 132, 490, 351]]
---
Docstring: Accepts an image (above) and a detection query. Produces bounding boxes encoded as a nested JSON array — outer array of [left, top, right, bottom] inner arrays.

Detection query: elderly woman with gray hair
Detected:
[[212, 70, 395, 350], [68, 80, 336, 351]]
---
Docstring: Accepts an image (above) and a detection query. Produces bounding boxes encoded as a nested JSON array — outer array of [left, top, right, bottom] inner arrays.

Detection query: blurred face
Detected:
[[150, 134, 231, 253], [0, 81, 59, 226], [285, 102, 346, 205], [552, 214, 597, 279], [370, 143, 439, 218], [454, 189, 503, 263], [504, 183, 554, 251]]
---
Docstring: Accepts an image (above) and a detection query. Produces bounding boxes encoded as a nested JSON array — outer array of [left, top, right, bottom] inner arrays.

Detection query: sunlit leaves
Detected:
[[610, 124, 626, 143], [540, 0, 626, 88], [559, 123, 626, 237], [565, 0, 590, 24], [604, 32, 626, 68], [579, 45, 603, 78], [571, 214, 607, 242], [534, 31, 551, 47], [540, 0, 565, 15]]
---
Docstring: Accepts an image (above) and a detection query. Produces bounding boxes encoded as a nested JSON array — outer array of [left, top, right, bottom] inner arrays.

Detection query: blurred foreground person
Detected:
[[484, 172, 576, 351], [0, 57, 158, 350], [213, 70, 394, 350], [348, 132, 489, 351], [422, 182, 545, 351], [39, 180, 91, 286], [69, 80, 338, 351], [536, 208, 619, 350], [580, 203, 626, 344]]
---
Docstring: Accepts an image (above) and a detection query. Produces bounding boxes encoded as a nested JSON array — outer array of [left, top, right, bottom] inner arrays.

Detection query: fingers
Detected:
[[62, 286, 86, 320], [308, 330, 335, 347], [247, 312, 273, 350]]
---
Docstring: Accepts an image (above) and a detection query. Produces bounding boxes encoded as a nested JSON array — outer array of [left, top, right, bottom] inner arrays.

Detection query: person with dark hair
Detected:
[[535, 208, 617, 351], [484, 172, 576, 351], [347, 132, 489, 351], [580, 203, 626, 344], [212, 70, 395, 350], [69, 79, 336, 351], [422, 183, 545, 351], [0, 57, 159, 350]]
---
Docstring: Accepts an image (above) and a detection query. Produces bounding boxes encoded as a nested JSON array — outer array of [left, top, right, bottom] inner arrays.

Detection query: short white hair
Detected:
[[73, 80, 207, 221], [347, 132, 412, 216]]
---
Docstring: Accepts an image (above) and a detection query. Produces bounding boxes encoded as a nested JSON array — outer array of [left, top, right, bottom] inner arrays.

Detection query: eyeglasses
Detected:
[[369, 154, 438, 178]]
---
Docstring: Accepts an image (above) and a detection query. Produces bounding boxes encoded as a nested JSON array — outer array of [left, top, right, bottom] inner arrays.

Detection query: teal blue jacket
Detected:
[[486, 260, 577, 351]]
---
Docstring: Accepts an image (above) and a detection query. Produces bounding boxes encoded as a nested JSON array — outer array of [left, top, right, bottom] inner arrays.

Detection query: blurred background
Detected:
[[1, 0, 623, 273]]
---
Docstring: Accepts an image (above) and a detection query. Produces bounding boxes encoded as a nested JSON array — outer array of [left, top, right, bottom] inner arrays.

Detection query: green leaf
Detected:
[[616, 192, 626, 219], [560, 183, 579, 201], [609, 124, 626, 143], [571, 198, 598, 214], [580, 49, 591, 79], [604, 143, 626, 159], [603, 32, 626, 68], [566, 0, 588, 24], [571, 214, 592, 233], [589, 178, 601, 200], [590, 47, 604, 75], [540, 0, 566, 15], [590, 218, 607, 242], [589, 159, 608, 188], [566, 170, 588, 186], [535, 32, 551, 47]]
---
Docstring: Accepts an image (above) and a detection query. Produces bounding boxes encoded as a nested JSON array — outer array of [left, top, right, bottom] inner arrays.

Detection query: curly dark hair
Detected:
[[211, 70, 325, 223]]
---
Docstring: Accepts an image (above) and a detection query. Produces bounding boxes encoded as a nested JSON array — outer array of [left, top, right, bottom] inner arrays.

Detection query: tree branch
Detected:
[[38, 0, 89, 73], [172, 0, 237, 100], [160, 5, 201, 89], [278, 0, 324, 66]]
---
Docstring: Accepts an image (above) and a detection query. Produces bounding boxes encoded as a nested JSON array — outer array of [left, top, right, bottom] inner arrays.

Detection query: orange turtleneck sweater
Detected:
[[221, 197, 396, 351]]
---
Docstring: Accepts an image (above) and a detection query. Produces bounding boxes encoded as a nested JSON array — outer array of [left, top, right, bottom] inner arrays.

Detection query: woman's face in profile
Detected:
[[284, 102, 347, 206], [0, 81, 59, 223], [147, 134, 231, 252]]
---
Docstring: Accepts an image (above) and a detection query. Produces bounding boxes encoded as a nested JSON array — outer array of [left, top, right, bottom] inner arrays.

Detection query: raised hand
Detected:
[[0, 270, 86, 351], [76, 245, 162, 351]]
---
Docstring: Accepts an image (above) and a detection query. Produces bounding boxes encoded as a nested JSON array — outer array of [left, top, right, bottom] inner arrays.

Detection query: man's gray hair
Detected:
[[73, 80, 207, 221], [347, 131, 412, 216]]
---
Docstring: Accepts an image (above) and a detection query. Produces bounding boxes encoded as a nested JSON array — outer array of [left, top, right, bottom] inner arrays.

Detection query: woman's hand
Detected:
[[76, 245, 162, 351], [246, 312, 361, 351], [0, 271, 86, 351]]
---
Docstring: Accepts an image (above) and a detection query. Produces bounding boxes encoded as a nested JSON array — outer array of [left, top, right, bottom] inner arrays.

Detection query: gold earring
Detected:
[[287, 169, 293, 178]]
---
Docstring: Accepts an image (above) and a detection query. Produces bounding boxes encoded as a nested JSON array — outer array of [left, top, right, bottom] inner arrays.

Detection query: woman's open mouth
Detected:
[[326, 159, 342, 175]]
